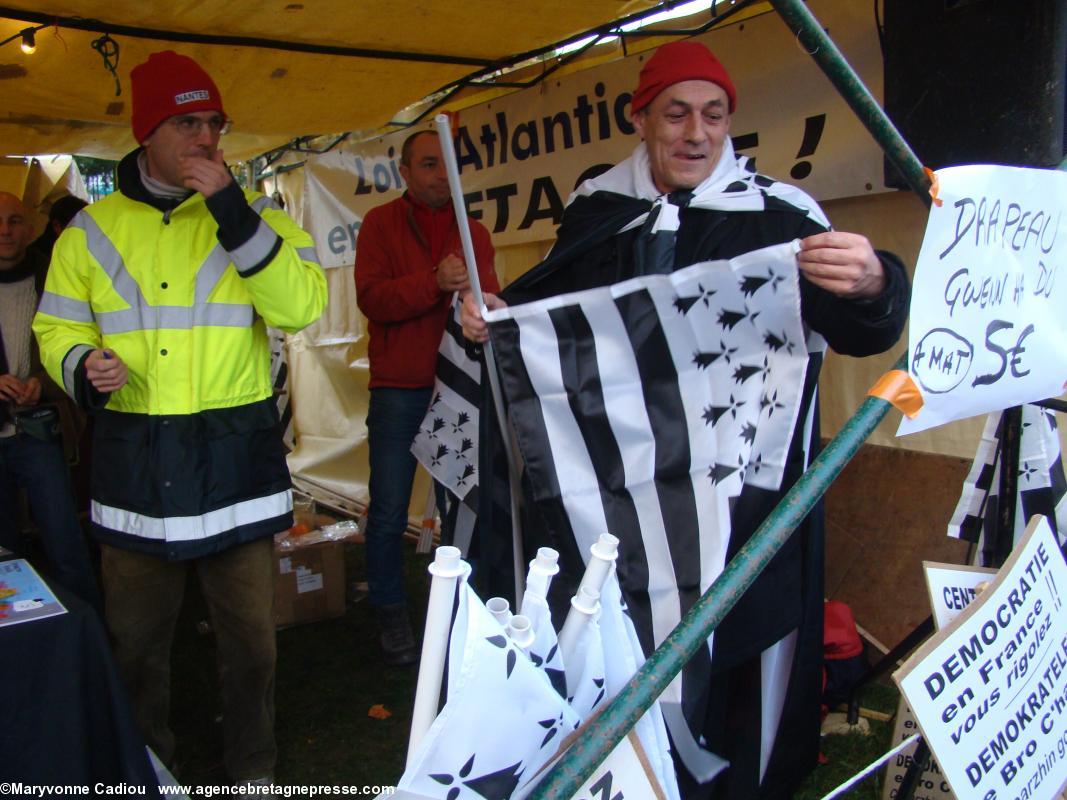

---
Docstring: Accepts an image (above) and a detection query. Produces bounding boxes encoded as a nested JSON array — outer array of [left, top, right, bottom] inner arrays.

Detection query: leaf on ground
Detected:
[[368, 704, 393, 720]]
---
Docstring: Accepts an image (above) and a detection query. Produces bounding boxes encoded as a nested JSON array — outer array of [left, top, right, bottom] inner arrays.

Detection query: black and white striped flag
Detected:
[[413, 240, 819, 778], [949, 404, 1066, 564], [484, 241, 810, 752]]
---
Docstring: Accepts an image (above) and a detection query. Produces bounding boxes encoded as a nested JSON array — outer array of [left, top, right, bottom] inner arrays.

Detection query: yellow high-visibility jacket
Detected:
[[33, 149, 328, 560]]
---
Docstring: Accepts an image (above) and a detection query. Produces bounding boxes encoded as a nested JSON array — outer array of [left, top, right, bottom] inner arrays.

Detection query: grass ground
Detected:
[[167, 538, 901, 797]]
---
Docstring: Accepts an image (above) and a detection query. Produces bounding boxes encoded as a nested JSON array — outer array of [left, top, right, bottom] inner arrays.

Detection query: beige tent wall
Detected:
[[271, 161, 440, 519]]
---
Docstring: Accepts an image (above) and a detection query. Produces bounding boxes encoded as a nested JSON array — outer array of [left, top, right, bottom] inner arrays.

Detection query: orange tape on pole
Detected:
[[867, 369, 924, 419], [923, 167, 943, 207]]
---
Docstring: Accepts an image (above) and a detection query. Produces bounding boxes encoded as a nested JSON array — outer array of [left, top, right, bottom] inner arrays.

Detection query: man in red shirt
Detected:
[[355, 130, 499, 664]]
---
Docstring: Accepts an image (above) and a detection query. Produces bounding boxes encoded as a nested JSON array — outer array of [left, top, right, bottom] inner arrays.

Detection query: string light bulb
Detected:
[[19, 28, 36, 54]]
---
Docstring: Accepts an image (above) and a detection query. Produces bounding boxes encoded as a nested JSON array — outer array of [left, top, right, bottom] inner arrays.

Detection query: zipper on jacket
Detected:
[[163, 208, 172, 225]]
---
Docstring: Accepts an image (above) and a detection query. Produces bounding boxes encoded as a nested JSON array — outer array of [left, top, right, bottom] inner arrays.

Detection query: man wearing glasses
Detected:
[[33, 50, 327, 785]]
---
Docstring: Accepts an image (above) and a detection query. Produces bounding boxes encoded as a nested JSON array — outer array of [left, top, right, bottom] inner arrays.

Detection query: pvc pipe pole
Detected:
[[555, 534, 618, 693], [486, 596, 513, 628], [526, 355, 908, 799], [557, 585, 601, 694], [520, 547, 560, 617], [433, 113, 527, 607], [407, 546, 465, 769], [560, 534, 618, 638], [577, 533, 619, 598], [506, 614, 535, 651]]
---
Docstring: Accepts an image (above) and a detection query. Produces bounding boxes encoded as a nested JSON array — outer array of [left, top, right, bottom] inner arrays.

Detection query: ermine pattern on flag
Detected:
[[399, 567, 681, 799], [412, 303, 482, 509]]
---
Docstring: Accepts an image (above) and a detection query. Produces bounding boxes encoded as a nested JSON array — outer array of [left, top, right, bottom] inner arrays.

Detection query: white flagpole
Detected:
[[486, 596, 513, 627], [433, 113, 527, 607], [407, 545, 465, 768], [520, 547, 560, 618], [557, 584, 601, 694], [506, 614, 535, 651], [577, 533, 620, 597], [557, 534, 618, 692]]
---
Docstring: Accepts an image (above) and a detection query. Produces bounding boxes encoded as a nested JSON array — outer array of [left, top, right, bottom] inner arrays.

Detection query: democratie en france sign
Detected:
[[895, 517, 1067, 800], [899, 165, 1067, 435]]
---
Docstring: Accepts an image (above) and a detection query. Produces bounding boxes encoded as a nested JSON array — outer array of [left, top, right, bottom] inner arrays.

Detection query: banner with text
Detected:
[[900, 165, 1067, 435], [895, 516, 1067, 800], [303, 0, 886, 268]]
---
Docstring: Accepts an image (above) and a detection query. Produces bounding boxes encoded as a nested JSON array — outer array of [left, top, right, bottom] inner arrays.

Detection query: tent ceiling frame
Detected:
[[0, 5, 495, 66], [254, 0, 761, 179]]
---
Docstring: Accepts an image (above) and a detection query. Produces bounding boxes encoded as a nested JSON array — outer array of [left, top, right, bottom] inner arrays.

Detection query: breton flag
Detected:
[[483, 241, 809, 719], [948, 404, 1067, 563], [412, 303, 482, 510], [397, 563, 680, 799], [413, 240, 815, 774]]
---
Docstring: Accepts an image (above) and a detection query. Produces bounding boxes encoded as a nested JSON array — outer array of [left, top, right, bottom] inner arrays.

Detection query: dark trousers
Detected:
[[365, 386, 435, 607], [101, 537, 277, 781], [0, 431, 101, 611]]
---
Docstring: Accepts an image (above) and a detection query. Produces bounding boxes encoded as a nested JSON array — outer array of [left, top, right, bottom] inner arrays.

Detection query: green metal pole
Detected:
[[526, 355, 907, 800], [769, 0, 931, 208]]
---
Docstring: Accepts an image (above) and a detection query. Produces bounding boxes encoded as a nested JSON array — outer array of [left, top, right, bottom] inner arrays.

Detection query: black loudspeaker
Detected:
[[883, 0, 1067, 186]]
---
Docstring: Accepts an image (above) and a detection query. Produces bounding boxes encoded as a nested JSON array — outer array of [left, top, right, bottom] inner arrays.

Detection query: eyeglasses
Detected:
[[167, 115, 233, 137]]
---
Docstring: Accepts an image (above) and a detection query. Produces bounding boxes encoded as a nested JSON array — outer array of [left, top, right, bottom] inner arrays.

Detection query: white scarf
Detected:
[[571, 136, 830, 233]]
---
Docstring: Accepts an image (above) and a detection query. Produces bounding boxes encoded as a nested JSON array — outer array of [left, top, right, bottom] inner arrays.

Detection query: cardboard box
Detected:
[[274, 540, 346, 628]]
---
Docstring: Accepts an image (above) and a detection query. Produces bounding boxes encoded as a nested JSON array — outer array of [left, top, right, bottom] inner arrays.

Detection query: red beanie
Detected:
[[130, 51, 225, 143], [631, 40, 737, 114]]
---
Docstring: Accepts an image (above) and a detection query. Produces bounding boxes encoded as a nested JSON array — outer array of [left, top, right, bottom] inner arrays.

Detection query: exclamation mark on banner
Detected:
[[790, 114, 826, 180]]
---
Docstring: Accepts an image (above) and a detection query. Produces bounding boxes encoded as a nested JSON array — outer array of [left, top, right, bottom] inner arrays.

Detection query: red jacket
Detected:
[[355, 192, 499, 389]]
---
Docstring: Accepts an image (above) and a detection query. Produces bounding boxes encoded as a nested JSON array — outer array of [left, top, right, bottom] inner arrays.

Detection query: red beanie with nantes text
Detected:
[[130, 51, 226, 143], [631, 40, 737, 115]]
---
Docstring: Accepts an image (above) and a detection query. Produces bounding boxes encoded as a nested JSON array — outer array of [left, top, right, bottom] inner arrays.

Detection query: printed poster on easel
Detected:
[[899, 165, 1067, 435], [895, 516, 1067, 800]]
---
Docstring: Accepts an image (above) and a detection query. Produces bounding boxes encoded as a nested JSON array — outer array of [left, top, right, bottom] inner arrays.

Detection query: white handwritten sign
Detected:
[[899, 166, 1067, 435], [895, 517, 1067, 800]]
